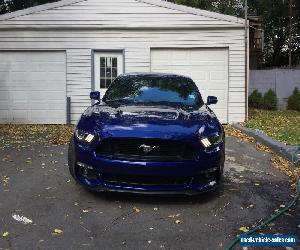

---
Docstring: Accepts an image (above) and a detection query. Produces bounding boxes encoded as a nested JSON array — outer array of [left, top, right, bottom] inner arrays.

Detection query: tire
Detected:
[[68, 136, 77, 179]]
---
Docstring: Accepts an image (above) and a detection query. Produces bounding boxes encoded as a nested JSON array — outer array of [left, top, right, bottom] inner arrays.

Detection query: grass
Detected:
[[244, 109, 300, 146]]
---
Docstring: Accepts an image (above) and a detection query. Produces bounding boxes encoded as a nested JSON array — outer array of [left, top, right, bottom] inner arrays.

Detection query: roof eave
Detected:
[[0, 25, 245, 30]]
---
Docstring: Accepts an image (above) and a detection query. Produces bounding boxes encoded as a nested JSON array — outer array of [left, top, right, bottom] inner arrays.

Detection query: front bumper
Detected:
[[69, 139, 224, 195]]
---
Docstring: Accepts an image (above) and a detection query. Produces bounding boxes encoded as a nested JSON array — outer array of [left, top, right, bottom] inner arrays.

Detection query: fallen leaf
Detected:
[[153, 207, 158, 211], [12, 214, 33, 224], [2, 232, 9, 237], [239, 226, 249, 233], [279, 204, 286, 208], [168, 214, 180, 218], [52, 229, 63, 235], [82, 209, 89, 213], [175, 219, 182, 224], [133, 207, 141, 213]]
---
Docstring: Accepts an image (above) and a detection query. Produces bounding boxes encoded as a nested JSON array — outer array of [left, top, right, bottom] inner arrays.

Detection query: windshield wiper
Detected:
[[105, 98, 131, 103], [104, 99, 137, 107]]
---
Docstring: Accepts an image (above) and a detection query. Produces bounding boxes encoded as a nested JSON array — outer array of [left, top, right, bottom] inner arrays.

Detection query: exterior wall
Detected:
[[0, 28, 246, 123], [0, 0, 243, 28], [249, 69, 300, 109]]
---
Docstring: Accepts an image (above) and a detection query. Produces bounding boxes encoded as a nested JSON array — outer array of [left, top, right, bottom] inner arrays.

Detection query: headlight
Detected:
[[75, 129, 95, 143], [200, 131, 223, 148]]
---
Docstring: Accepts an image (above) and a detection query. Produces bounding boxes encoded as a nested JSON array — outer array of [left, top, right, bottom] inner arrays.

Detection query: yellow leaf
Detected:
[[239, 226, 249, 233], [133, 207, 141, 213], [153, 207, 158, 211], [175, 220, 182, 224], [52, 229, 63, 235], [2, 232, 9, 237]]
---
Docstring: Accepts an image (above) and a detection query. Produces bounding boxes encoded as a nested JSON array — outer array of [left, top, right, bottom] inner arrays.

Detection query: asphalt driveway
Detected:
[[0, 133, 299, 250]]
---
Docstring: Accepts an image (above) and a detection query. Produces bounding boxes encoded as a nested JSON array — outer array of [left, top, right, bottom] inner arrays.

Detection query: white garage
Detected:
[[151, 48, 229, 122], [0, 51, 66, 124], [0, 0, 247, 124]]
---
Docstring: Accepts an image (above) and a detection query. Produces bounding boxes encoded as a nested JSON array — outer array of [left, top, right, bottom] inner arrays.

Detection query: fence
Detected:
[[249, 69, 300, 109]]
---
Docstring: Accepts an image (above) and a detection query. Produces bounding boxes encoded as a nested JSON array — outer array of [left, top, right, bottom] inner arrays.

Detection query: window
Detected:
[[94, 52, 123, 92], [100, 57, 118, 89]]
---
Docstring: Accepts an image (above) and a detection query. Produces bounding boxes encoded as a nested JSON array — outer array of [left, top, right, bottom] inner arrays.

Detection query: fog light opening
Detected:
[[195, 167, 220, 184], [76, 162, 97, 179]]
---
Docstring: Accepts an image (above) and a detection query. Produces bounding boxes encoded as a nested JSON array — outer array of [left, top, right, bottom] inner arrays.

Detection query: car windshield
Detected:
[[103, 75, 204, 110]]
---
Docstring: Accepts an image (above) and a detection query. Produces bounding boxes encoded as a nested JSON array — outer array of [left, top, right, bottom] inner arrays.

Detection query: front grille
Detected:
[[95, 138, 196, 161], [102, 173, 191, 186]]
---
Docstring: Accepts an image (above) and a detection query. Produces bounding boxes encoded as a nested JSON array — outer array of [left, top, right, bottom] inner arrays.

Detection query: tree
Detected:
[[174, 0, 244, 16], [1, 0, 58, 13], [249, 0, 300, 67], [0, 0, 8, 14]]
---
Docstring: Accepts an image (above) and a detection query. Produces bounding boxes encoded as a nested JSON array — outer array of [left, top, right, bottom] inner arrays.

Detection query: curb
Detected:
[[232, 123, 299, 163]]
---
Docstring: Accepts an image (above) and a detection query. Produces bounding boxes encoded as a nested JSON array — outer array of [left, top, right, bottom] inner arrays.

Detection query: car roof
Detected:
[[120, 72, 192, 80]]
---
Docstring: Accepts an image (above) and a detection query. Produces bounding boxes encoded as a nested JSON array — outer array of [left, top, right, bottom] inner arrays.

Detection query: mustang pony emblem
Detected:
[[139, 144, 159, 154]]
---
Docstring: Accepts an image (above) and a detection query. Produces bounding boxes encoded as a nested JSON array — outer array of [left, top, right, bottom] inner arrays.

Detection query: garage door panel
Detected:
[[0, 51, 66, 124], [0, 91, 9, 100], [11, 91, 28, 101], [151, 48, 228, 123], [0, 111, 9, 121], [31, 110, 65, 119], [210, 71, 226, 81], [11, 110, 29, 121]]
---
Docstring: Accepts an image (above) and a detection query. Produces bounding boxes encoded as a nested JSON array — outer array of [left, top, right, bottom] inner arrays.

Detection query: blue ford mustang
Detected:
[[68, 73, 225, 195]]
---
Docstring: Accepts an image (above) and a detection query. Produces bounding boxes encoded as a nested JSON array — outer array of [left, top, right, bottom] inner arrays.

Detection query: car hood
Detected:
[[77, 104, 221, 141]]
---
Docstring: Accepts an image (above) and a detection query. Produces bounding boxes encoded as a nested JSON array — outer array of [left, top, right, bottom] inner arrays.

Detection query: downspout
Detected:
[[245, 0, 248, 121]]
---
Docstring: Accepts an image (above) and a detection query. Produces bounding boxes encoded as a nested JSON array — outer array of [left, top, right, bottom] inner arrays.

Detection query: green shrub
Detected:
[[263, 89, 277, 110], [287, 87, 300, 111], [249, 90, 263, 108]]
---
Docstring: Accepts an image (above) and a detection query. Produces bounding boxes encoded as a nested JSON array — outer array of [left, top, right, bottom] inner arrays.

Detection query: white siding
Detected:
[[66, 49, 91, 120], [0, 0, 246, 123], [0, 29, 245, 123]]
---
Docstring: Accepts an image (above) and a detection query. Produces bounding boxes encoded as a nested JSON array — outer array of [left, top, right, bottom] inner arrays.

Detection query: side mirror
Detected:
[[90, 91, 100, 101], [207, 96, 218, 105]]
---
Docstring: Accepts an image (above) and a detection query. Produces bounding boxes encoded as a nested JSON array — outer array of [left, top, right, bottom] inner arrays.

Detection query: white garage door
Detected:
[[0, 51, 66, 124], [151, 48, 228, 123]]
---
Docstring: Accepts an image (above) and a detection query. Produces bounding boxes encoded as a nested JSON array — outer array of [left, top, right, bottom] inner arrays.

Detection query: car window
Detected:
[[103, 75, 204, 110]]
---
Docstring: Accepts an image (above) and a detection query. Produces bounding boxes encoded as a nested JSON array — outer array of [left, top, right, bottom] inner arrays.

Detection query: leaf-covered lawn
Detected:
[[244, 109, 300, 146], [0, 125, 74, 146]]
